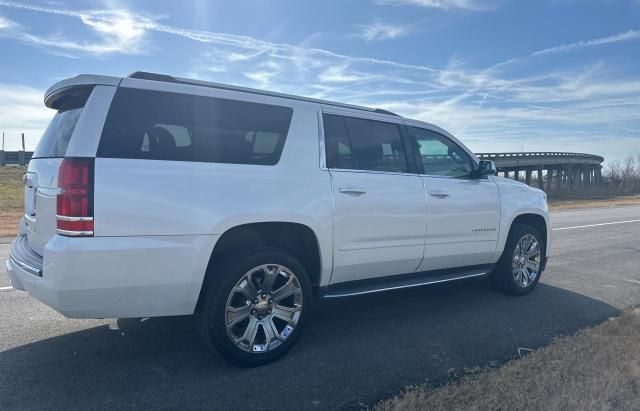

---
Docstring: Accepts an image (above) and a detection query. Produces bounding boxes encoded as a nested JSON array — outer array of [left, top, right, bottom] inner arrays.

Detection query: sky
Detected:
[[0, 0, 639, 163]]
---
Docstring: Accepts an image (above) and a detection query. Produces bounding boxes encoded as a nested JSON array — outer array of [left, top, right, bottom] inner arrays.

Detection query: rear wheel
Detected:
[[196, 248, 312, 366], [491, 224, 545, 295]]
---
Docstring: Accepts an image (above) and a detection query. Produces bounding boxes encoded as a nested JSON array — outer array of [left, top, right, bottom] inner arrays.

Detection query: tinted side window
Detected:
[[323, 114, 354, 169], [408, 127, 474, 178], [323, 114, 408, 173], [98, 88, 293, 165], [33, 88, 91, 159], [346, 117, 408, 173]]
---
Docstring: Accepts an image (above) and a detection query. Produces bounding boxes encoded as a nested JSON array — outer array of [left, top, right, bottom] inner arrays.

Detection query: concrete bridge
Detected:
[[476, 152, 605, 191]]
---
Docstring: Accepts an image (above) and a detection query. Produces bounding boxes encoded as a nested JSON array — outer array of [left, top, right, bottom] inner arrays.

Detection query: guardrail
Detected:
[[476, 152, 605, 162], [0, 151, 34, 166]]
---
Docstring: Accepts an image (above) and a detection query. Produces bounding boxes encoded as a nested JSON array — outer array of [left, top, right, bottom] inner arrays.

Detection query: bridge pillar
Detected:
[[537, 168, 544, 190], [577, 167, 582, 186], [513, 170, 519, 182], [525, 169, 532, 186], [595, 166, 602, 184], [584, 166, 591, 185], [555, 168, 562, 192]]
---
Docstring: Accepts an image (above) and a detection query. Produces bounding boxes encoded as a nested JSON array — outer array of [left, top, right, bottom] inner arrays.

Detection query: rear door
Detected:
[[24, 86, 98, 255], [406, 125, 500, 271], [323, 112, 427, 284]]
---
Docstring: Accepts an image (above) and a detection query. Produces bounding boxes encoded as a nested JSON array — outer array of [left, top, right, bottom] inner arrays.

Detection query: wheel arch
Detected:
[[500, 211, 550, 260], [196, 221, 324, 309]]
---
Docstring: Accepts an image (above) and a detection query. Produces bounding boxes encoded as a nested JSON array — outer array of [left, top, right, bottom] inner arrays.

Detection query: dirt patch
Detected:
[[549, 195, 640, 211], [375, 308, 640, 411], [0, 166, 25, 237]]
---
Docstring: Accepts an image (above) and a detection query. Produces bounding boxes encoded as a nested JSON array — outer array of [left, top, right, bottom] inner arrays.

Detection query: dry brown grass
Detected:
[[549, 195, 640, 211], [0, 166, 25, 237], [375, 309, 640, 411]]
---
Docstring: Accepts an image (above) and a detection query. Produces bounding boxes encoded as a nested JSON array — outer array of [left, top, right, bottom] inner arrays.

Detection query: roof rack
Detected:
[[127, 71, 400, 117]]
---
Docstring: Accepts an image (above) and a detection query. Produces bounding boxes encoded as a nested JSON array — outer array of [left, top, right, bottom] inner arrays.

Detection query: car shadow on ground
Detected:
[[0, 279, 619, 410]]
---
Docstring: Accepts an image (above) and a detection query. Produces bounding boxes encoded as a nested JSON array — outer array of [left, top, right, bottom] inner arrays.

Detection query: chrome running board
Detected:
[[321, 265, 492, 299]]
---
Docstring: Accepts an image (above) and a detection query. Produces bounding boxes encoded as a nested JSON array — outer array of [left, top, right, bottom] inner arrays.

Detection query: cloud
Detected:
[[1, 1, 639, 161], [372, 0, 491, 11], [0, 1, 148, 56], [357, 22, 409, 41], [0, 84, 51, 150], [0, 14, 17, 29], [531, 30, 640, 57]]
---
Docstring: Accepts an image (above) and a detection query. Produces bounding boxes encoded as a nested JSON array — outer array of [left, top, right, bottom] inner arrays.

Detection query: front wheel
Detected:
[[196, 248, 312, 366], [491, 224, 545, 296]]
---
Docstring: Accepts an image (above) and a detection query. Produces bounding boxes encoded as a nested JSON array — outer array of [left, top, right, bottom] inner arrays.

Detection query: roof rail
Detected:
[[127, 71, 401, 118], [374, 108, 399, 116], [129, 71, 176, 82]]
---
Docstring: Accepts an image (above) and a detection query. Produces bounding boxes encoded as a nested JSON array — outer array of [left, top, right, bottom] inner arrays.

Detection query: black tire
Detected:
[[490, 223, 545, 296], [196, 247, 312, 366]]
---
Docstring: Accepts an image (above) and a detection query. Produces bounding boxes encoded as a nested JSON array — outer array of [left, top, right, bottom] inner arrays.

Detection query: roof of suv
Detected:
[[44, 71, 400, 118]]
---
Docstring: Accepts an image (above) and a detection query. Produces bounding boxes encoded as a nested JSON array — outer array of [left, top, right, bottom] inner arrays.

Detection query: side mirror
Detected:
[[475, 160, 497, 178]]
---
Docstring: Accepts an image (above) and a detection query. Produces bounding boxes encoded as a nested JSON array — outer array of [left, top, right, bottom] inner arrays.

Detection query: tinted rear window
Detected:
[[324, 114, 408, 173], [33, 88, 91, 159], [98, 88, 293, 165]]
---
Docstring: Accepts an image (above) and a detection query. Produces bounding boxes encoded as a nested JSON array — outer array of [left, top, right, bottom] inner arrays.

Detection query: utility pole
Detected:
[[19, 132, 26, 166], [0, 132, 5, 166]]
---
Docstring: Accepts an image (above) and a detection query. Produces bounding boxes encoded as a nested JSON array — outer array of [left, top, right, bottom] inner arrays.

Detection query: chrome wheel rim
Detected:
[[512, 234, 541, 288], [225, 264, 303, 353]]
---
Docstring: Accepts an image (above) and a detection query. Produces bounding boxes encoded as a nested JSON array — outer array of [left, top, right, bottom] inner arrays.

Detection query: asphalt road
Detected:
[[1, 205, 640, 410]]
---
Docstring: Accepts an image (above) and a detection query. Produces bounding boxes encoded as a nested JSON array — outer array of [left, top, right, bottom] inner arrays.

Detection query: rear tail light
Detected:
[[56, 157, 94, 236]]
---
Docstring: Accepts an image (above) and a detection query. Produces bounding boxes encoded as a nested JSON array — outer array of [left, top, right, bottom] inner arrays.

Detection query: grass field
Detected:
[[376, 308, 640, 410], [0, 166, 25, 237], [549, 195, 640, 211]]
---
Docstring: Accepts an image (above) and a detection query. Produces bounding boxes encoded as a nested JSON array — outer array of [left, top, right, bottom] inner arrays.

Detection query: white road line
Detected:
[[0, 286, 14, 291], [553, 218, 640, 231]]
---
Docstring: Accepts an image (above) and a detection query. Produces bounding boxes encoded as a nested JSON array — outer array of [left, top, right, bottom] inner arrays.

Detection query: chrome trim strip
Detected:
[[338, 241, 424, 251], [326, 167, 419, 177], [323, 272, 489, 298], [317, 110, 327, 171], [56, 215, 94, 222], [56, 229, 94, 236], [8, 251, 42, 277]]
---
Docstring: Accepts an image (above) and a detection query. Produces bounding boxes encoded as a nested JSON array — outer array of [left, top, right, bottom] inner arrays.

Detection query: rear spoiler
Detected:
[[44, 75, 121, 108]]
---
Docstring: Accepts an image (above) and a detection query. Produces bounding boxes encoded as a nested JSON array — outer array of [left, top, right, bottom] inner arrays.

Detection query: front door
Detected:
[[406, 125, 500, 271]]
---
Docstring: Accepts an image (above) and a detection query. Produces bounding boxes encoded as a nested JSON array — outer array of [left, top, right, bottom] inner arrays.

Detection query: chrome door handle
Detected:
[[339, 187, 367, 195], [429, 191, 450, 198]]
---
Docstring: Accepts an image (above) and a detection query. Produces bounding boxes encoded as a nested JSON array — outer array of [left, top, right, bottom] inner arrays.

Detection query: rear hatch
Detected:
[[24, 87, 92, 256]]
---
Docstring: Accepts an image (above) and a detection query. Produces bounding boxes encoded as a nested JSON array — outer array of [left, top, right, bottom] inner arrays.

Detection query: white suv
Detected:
[[6, 72, 550, 365]]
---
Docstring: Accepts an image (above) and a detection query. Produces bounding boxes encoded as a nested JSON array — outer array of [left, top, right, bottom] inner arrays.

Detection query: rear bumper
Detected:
[[8, 234, 43, 280], [6, 233, 219, 319]]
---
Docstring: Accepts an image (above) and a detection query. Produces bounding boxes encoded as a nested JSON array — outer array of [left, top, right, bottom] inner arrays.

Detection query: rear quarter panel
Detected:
[[93, 85, 334, 288]]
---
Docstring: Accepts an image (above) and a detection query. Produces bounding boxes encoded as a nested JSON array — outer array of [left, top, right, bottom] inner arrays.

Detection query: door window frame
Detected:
[[320, 107, 420, 175], [403, 121, 481, 180]]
